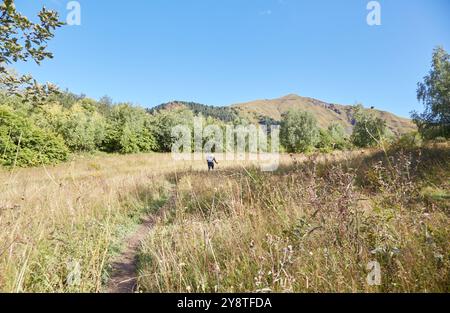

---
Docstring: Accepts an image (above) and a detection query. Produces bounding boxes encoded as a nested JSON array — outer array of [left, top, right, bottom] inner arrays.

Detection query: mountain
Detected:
[[232, 94, 416, 135], [150, 94, 416, 135]]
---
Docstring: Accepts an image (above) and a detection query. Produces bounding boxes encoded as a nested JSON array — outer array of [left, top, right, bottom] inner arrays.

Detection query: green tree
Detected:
[[98, 95, 113, 115], [351, 104, 387, 148], [0, 105, 68, 167], [103, 104, 157, 154], [0, 1, 64, 103], [316, 123, 349, 152], [328, 122, 349, 150], [280, 109, 319, 153], [316, 128, 333, 152], [151, 108, 194, 152], [56, 102, 107, 152], [412, 46, 450, 139]]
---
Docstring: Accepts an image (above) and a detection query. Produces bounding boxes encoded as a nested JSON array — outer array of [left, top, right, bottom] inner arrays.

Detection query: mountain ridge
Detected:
[[150, 94, 416, 135]]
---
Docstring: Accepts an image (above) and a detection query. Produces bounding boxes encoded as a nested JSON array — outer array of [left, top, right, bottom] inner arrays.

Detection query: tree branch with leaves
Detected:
[[412, 46, 450, 139], [0, 0, 64, 104]]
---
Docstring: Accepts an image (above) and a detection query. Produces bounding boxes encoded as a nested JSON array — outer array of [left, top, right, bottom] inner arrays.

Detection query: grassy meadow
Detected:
[[0, 146, 449, 292], [0, 153, 289, 292], [137, 145, 449, 293]]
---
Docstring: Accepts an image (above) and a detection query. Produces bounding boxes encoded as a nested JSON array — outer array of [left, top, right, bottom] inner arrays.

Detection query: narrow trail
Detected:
[[106, 191, 175, 293]]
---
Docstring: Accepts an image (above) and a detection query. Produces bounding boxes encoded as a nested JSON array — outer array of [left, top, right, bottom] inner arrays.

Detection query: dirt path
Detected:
[[106, 193, 175, 293]]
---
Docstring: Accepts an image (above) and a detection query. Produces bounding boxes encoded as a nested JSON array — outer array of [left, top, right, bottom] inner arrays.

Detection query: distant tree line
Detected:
[[279, 104, 387, 153], [148, 101, 240, 123], [0, 92, 242, 166], [0, 88, 391, 167]]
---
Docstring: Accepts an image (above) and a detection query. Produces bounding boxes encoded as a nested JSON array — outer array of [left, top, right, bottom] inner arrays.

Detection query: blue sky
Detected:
[[13, 0, 450, 118]]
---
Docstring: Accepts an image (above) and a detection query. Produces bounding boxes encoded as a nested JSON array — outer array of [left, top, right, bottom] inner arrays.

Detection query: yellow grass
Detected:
[[0, 148, 448, 292], [136, 148, 449, 293], [0, 152, 303, 292], [0, 153, 195, 292]]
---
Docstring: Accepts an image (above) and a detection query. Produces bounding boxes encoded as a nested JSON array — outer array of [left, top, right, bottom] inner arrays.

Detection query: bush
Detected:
[[103, 104, 157, 154], [351, 105, 387, 148], [316, 123, 350, 152], [280, 109, 320, 153], [58, 103, 106, 152], [152, 108, 194, 152], [35, 102, 107, 153], [316, 129, 333, 153], [392, 132, 423, 149], [328, 122, 350, 150], [434, 137, 447, 143], [0, 105, 68, 167]]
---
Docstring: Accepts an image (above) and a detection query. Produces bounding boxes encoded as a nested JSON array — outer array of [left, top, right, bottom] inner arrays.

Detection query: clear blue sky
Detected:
[[13, 0, 450, 118]]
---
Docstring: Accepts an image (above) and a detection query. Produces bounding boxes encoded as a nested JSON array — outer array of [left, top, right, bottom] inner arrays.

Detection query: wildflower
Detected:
[[370, 247, 385, 255], [434, 253, 444, 263], [391, 248, 401, 256]]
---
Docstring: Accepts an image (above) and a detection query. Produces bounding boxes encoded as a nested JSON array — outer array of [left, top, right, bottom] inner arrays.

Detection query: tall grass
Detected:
[[0, 154, 192, 292], [137, 147, 449, 292], [0, 153, 278, 292], [1, 148, 448, 292]]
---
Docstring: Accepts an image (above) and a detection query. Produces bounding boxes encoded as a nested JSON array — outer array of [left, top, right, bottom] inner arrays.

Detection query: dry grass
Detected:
[[0, 154, 176, 292], [1, 148, 448, 293], [137, 147, 449, 293], [0, 154, 184, 292], [0, 152, 287, 292]]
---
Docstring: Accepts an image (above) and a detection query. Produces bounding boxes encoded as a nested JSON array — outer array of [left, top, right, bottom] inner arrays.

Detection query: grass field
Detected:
[[0, 153, 293, 292], [0, 147, 448, 292], [136, 146, 449, 292]]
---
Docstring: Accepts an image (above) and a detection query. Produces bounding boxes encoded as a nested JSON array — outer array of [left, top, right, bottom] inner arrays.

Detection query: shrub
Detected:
[[316, 129, 333, 153], [434, 136, 447, 143], [151, 108, 194, 152], [393, 132, 423, 149], [59, 104, 106, 152], [103, 104, 157, 154], [328, 122, 350, 150], [316, 123, 350, 152], [280, 109, 320, 153], [351, 105, 387, 148], [0, 105, 68, 167], [36, 102, 107, 153]]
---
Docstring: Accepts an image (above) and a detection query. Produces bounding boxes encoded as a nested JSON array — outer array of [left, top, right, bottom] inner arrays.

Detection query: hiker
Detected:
[[206, 153, 218, 171]]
